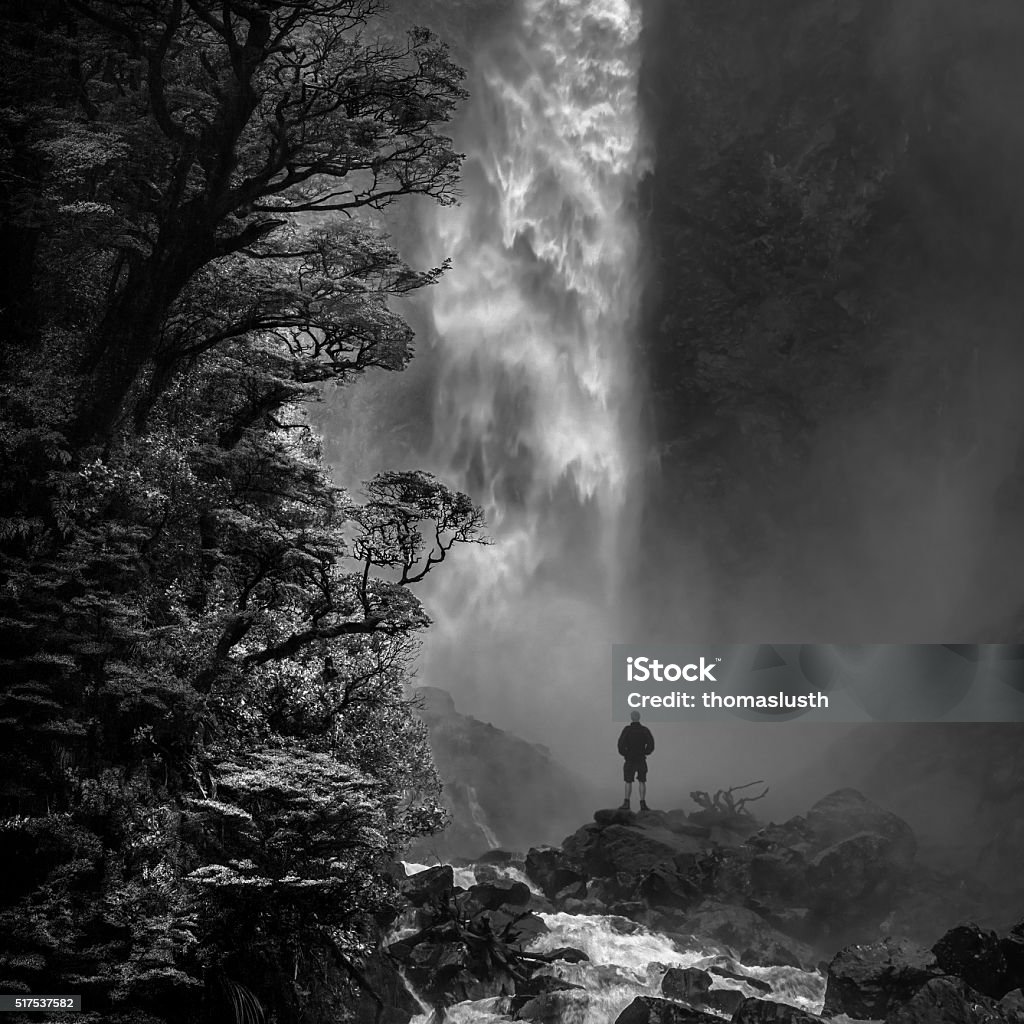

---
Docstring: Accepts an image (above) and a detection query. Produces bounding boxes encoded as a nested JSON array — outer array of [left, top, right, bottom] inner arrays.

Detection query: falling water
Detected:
[[417, 0, 646, 745], [466, 785, 501, 850]]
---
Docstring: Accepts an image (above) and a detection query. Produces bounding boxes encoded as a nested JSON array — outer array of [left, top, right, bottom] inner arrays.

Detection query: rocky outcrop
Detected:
[[613, 997, 721, 1023], [822, 938, 941, 1018], [732, 999, 828, 1023], [533, 789, 923, 963], [886, 976, 1011, 1024], [932, 923, 1014, 1000], [386, 867, 554, 1013], [660, 967, 711, 1001], [820, 919, 1024, 1023]]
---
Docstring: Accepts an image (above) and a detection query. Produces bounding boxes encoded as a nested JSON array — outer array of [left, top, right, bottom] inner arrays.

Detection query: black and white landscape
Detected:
[[2, 0, 1024, 1022]]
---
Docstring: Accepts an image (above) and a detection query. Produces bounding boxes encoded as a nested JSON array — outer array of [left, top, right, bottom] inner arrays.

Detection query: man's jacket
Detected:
[[617, 722, 654, 760]]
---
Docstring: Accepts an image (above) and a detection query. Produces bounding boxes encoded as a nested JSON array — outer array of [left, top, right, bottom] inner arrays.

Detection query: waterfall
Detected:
[[416, 0, 646, 747], [466, 785, 501, 850]]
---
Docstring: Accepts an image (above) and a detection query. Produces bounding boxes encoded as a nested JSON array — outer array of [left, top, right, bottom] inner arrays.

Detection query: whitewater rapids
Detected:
[[400, 862, 827, 1024]]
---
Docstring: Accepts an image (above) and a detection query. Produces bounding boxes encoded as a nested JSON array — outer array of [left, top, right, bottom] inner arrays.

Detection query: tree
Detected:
[[0, 2, 480, 1020], [3, 0, 466, 441]]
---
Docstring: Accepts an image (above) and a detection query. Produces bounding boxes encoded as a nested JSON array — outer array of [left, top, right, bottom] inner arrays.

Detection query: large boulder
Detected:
[[732, 998, 829, 1023], [886, 976, 1011, 1023], [804, 789, 916, 866], [525, 846, 587, 899], [681, 903, 812, 968], [465, 879, 532, 912], [806, 831, 911, 928], [613, 996, 721, 1023], [509, 976, 585, 1020], [587, 822, 707, 876], [660, 966, 712, 1001], [933, 923, 1011, 999], [699, 988, 747, 1015], [822, 937, 941, 1019], [638, 864, 697, 912], [398, 864, 455, 906], [1000, 989, 1024, 1023], [1003, 926, 1024, 993]]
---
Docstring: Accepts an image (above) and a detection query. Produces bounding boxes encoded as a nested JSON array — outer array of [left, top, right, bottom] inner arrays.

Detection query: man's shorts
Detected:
[[623, 758, 648, 783]]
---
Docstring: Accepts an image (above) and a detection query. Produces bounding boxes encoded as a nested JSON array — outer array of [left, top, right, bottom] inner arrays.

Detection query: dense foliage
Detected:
[[0, 2, 482, 1021]]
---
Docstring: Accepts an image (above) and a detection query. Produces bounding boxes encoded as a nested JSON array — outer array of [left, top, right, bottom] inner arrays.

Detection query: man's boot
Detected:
[[619, 799, 630, 810], [640, 800, 649, 812]]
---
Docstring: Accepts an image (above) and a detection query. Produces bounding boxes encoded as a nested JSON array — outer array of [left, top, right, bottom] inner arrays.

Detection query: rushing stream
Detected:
[[399, 862, 827, 1023], [414, 0, 647, 742]]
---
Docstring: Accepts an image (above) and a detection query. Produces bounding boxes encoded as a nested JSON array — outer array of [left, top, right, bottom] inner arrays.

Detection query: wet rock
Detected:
[[613, 996, 722, 1023], [886, 975, 1010, 1023], [398, 864, 455, 906], [467, 879, 532, 911], [732, 998, 829, 1023], [1004, 937, 1024, 998], [351, 952, 421, 1024], [661, 966, 712, 1000], [601, 824, 707, 875], [1000, 988, 1024, 1022], [682, 903, 811, 968], [505, 911, 549, 947], [562, 896, 605, 914], [514, 988, 589, 1022], [639, 864, 696, 912], [509, 974, 585, 1015], [539, 946, 590, 963], [699, 987, 746, 1015], [553, 879, 588, 902], [933, 923, 1011, 999], [822, 937, 941, 1019], [402, 937, 516, 1006], [611, 900, 650, 922], [525, 845, 588, 899], [707, 964, 771, 993]]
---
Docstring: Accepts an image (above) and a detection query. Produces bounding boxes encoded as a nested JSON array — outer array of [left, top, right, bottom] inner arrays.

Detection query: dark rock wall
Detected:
[[636, 0, 1024, 640]]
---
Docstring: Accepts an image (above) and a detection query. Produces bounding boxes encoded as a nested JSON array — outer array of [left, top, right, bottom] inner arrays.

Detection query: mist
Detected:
[[316, 0, 1024, 867]]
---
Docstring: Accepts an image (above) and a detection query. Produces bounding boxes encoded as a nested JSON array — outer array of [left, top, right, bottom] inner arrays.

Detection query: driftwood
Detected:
[[689, 780, 769, 819]]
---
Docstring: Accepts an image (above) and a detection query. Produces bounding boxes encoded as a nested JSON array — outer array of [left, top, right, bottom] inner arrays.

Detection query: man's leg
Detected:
[[621, 763, 633, 809], [638, 781, 646, 803], [638, 763, 649, 811]]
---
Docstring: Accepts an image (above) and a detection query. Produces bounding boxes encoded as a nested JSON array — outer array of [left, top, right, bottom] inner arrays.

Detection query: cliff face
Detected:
[[407, 687, 599, 862], [636, 0, 1024, 641]]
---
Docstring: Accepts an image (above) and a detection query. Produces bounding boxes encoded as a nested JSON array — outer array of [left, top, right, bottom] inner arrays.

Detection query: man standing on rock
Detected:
[[618, 710, 654, 812]]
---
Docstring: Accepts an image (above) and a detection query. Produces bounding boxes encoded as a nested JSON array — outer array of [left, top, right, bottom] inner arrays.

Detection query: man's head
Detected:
[[630, 710, 641, 722]]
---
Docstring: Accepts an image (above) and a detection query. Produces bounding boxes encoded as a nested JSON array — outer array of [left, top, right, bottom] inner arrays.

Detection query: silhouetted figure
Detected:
[[618, 710, 654, 811]]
